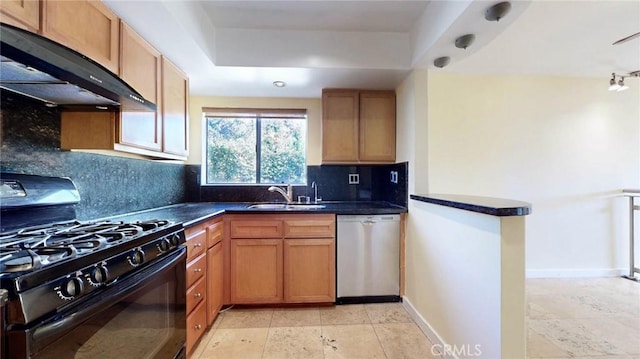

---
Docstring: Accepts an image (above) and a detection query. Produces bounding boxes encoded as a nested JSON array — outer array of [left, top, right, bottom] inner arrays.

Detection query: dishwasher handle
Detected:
[[337, 215, 400, 224]]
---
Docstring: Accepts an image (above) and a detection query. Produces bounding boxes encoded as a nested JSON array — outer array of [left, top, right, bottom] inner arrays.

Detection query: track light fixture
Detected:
[[609, 72, 639, 92], [617, 77, 628, 92], [609, 73, 620, 91]]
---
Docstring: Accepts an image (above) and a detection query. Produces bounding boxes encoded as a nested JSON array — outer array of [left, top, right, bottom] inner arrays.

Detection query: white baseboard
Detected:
[[526, 268, 626, 278], [401, 297, 458, 359]]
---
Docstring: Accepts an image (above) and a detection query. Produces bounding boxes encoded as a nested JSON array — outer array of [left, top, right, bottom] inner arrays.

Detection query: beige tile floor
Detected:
[[526, 277, 640, 359], [191, 278, 640, 359], [191, 303, 440, 359]]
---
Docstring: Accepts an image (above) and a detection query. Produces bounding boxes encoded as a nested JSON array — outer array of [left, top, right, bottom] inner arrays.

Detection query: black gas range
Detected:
[[1, 173, 187, 359]]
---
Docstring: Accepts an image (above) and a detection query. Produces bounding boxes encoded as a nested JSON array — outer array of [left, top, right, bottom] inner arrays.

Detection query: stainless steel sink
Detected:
[[287, 204, 326, 209], [247, 204, 288, 209], [247, 203, 326, 210]]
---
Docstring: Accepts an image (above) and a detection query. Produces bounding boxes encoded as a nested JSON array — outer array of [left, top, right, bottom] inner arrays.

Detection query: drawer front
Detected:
[[186, 276, 206, 315], [185, 228, 207, 260], [186, 300, 207, 356], [230, 220, 283, 239], [185, 222, 205, 238], [186, 253, 206, 288], [207, 220, 224, 248], [284, 215, 335, 238]]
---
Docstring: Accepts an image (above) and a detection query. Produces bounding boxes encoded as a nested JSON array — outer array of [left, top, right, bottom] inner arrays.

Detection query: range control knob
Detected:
[[157, 238, 171, 253], [128, 248, 145, 267], [58, 276, 84, 300], [89, 265, 109, 286], [169, 233, 181, 247]]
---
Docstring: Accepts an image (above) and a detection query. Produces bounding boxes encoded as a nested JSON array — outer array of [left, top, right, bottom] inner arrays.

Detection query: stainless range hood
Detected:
[[0, 23, 156, 111]]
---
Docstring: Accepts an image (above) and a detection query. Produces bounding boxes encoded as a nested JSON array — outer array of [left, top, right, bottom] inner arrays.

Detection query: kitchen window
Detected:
[[203, 108, 307, 185]]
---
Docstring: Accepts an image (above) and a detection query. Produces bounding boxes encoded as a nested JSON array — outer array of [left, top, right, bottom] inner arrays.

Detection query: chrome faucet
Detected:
[[268, 184, 293, 203], [311, 181, 322, 203]]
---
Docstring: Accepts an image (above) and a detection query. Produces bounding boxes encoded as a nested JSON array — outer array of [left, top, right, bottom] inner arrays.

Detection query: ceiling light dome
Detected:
[[455, 34, 475, 50], [485, 2, 512, 22], [433, 57, 451, 68]]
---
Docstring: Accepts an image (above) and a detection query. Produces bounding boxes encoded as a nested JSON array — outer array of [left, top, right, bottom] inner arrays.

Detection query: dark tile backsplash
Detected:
[[0, 92, 186, 220], [308, 162, 408, 207], [191, 162, 408, 207], [2, 91, 408, 221]]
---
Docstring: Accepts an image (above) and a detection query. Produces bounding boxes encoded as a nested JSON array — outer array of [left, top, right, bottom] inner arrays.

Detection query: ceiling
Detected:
[[103, 0, 640, 98]]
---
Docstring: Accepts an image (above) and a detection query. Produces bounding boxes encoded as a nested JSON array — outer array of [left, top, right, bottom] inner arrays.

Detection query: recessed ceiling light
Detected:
[[273, 81, 286, 88]]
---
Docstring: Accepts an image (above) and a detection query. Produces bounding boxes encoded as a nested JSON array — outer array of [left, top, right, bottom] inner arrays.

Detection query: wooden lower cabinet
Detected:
[[186, 301, 207, 357], [230, 239, 283, 304], [284, 238, 335, 303], [207, 241, 223, 326], [184, 217, 225, 356], [228, 214, 335, 305]]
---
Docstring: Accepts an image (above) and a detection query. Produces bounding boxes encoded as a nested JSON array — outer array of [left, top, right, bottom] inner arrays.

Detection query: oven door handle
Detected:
[[30, 247, 186, 352]]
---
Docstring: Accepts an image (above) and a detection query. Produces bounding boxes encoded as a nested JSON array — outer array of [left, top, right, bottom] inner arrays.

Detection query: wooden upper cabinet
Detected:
[[359, 91, 396, 162], [42, 0, 119, 73], [118, 21, 162, 152], [54, 4, 189, 161], [321, 89, 396, 164], [161, 56, 189, 157], [0, 0, 40, 32], [322, 90, 359, 162]]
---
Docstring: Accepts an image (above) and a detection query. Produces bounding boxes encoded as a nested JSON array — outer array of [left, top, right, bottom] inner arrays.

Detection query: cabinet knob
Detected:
[[194, 268, 202, 273], [194, 324, 202, 330], [194, 243, 202, 248], [194, 292, 202, 298]]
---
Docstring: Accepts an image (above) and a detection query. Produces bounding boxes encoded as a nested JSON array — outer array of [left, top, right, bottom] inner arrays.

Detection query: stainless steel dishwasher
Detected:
[[336, 214, 401, 304]]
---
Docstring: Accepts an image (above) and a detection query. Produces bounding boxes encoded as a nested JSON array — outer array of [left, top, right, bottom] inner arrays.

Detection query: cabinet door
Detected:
[[118, 21, 162, 151], [230, 239, 283, 304], [284, 238, 335, 303], [0, 0, 39, 32], [322, 90, 359, 163], [42, 0, 119, 74], [359, 91, 396, 162], [161, 57, 188, 157], [207, 241, 223, 326]]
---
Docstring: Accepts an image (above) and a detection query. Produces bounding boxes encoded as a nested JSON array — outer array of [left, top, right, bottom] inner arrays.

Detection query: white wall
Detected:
[[426, 73, 640, 276], [395, 69, 429, 194], [397, 70, 639, 356], [188, 96, 322, 165]]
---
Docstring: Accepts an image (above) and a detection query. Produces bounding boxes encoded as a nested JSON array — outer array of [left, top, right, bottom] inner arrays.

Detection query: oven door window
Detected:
[[21, 250, 186, 359]]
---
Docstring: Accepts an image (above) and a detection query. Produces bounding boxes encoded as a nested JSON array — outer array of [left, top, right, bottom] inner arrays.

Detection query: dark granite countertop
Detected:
[[107, 201, 407, 227], [410, 194, 531, 217]]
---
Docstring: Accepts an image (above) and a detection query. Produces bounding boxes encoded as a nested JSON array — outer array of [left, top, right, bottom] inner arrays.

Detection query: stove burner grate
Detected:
[[0, 219, 173, 273]]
